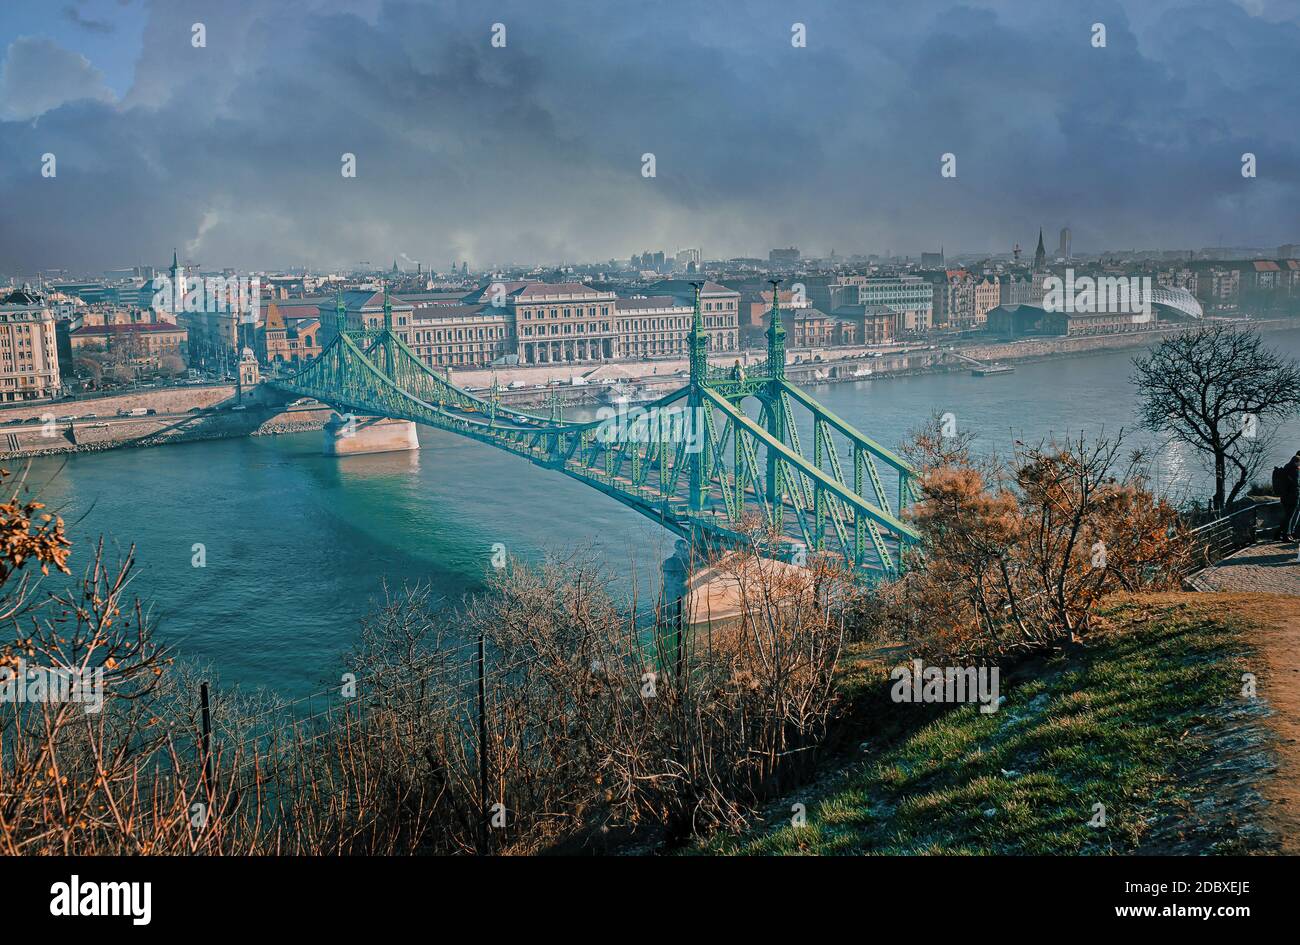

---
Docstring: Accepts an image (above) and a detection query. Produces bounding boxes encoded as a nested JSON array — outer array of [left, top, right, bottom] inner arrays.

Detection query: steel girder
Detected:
[[269, 329, 920, 576]]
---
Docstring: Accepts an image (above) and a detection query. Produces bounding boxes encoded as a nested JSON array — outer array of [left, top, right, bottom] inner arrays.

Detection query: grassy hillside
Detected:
[[707, 595, 1276, 855]]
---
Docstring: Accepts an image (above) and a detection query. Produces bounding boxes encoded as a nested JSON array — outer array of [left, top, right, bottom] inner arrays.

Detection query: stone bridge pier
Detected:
[[323, 413, 419, 456]]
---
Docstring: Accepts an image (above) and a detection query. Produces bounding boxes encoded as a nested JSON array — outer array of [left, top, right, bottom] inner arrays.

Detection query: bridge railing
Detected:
[[1180, 504, 1263, 583]]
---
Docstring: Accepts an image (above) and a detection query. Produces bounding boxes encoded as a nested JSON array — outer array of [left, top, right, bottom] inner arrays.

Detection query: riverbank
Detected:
[[483, 316, 1300, 406], [0, 383, 331, 459], [6, 316, 1295, 459]]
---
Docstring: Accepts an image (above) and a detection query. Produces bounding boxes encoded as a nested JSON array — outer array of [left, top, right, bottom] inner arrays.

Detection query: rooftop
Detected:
[[70, 321, 186, 336]]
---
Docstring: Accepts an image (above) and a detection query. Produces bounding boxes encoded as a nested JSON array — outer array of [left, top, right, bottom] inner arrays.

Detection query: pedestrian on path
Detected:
[[1276, 453, 1300, 541]]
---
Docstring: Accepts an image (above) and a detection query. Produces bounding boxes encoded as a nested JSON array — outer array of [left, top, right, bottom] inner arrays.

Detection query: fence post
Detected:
[[200, 681, 213, 797], [476, 633, 490, 855]]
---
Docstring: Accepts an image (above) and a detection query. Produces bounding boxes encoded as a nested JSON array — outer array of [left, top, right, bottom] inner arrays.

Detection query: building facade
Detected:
[[261, 302, 322, 365], [0, 298, 61, 401], [930, 270, 976, 330], [506, 282, 618, 365], [856, 276, 933, 333], [407, 303, 512, 368], [614, 296, 693, 359], [973, 276, 1001, 327]]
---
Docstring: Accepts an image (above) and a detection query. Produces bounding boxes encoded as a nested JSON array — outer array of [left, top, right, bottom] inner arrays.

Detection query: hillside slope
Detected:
[[707, 593, 1296, 855]]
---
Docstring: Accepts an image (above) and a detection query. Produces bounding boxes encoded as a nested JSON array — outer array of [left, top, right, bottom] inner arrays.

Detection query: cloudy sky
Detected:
[[1, 0, 1298, 274]]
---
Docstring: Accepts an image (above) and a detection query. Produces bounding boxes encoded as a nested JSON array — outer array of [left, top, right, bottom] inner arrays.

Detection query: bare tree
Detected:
[[1132, 324, 1300, 511]]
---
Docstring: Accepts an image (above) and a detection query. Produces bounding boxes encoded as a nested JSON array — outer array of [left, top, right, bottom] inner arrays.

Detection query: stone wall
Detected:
[[0, 397, 332, 459], [0, 384, 239, 423]]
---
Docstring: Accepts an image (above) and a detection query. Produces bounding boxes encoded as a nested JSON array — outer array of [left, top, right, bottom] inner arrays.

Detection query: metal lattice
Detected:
[[270, 285, 920, 576]]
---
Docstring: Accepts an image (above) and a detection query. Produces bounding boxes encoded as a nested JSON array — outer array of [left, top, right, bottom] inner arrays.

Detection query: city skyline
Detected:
[[3, 0, 1300, 272]]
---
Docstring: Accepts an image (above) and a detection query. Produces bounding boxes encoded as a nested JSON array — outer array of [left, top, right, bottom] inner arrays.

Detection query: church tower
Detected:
[[1033, 229, 1046, 270], [170, 248, 185, 316]]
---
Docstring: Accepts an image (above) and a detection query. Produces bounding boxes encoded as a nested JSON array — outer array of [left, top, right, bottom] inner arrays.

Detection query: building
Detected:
[[830, 304, 896, 346], [1156, 268, 1198, 295], [260, 302, 322, 365], [855, 276, 933, 333], [782, 307, 838, 348], [769, 247, 800, 267], [929, 270, 976, 329], [999, 273, 1036, 306], [973, 276, 1001, 327], [738, 287, 804, 329], [1058, 227, 1072, 259], [471, 281, 615, 365], [675, 248, 702, 269], [0, 294, 61, 401], [1197, 267, 1240, 309], [318, 289, 415, 345], [613, 296, 692, 360], [647, 281, 740, 353], [406, 302, 512, 368], [67, 321, 189, 360], [986, 303, 1158, 338]]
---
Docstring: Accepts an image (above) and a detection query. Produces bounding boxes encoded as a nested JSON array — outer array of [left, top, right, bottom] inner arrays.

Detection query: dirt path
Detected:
[[1212, 594, 1300, 853]]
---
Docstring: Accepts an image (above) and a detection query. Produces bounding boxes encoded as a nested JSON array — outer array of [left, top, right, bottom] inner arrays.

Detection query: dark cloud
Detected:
[[63, 5, 116, 34], [0, 0, 1297, 273]]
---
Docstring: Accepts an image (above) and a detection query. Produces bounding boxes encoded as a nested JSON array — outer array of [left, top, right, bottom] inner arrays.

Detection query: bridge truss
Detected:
[[269, 282, 920, 576]]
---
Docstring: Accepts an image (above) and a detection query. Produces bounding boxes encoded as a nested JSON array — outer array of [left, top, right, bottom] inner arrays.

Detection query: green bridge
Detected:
[[269, 281, 920, 576]]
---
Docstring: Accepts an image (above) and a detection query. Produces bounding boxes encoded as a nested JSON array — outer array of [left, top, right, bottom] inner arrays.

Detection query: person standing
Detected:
[[1277, 453, 1300, 541]]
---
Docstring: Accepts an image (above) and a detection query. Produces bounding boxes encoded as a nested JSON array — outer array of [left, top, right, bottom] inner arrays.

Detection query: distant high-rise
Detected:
[[1058, 227, 1072, 259]]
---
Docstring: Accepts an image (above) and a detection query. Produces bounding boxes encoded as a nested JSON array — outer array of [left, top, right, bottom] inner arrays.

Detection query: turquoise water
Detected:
[[23, 329, 1300, 696]]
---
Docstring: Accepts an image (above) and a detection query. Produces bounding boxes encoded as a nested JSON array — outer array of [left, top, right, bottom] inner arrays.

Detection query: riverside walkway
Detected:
[[1191, 538, 1300, 596]]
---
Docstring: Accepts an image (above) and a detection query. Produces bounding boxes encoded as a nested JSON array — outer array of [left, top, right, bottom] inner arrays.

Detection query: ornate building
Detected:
[[0, 292, 61, 401]]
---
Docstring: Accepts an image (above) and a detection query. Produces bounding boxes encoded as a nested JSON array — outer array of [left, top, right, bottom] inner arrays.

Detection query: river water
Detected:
[[23, 329, 1300, 696]]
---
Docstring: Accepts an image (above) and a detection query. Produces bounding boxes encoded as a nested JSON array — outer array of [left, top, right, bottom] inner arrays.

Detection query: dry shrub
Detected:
[[1, 458, 852, 854], [297, 548, 850, 853], [865, 420, 1190, 662]]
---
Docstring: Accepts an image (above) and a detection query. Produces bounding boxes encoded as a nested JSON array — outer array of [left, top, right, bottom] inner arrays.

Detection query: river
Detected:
[[22, 329, 1300, 696]]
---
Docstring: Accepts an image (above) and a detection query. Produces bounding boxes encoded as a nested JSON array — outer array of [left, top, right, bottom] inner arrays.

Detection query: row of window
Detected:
[[521, 306, 612, 319], [411, 327, 507, 343]]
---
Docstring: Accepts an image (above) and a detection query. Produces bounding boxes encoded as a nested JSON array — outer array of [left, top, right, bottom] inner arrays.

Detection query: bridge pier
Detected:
[[323, 413, 419, 456], [658, 541, 814, 670]]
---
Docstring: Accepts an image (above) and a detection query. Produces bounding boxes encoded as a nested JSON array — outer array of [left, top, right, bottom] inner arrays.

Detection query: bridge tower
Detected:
[[380, 285, 395, 378], [334, 290, 347, 338], [765, 279, 787, 512], [687, 281, 709, 514]]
